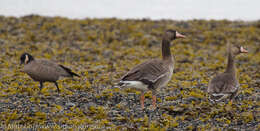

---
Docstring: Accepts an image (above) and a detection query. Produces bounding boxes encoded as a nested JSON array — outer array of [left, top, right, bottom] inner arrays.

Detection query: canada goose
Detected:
[[208, 44, 248, 103], [20, 53, 79, 93], [119, 30, 186, 109]]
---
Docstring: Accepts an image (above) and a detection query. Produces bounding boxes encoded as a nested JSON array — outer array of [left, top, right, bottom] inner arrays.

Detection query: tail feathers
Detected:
[[59, 65, 80, 77], [209, 93, 229, 102], [118, 81, 126, 86], [118, 81, 135, 87], [112, 81, 127, 88], [117, 80, 149, 91]]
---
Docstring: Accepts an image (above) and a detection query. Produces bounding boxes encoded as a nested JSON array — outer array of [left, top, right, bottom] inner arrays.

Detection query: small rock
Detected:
[[66, 102, 75, 107]]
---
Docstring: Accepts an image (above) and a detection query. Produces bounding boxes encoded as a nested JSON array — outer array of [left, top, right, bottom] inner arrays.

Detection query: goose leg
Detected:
[[230, 99, 233, 105], [152, 95, 157, 109], [39, 82, 43, 91], [54, 82, 60, 93], [140, 92, 145, 109]]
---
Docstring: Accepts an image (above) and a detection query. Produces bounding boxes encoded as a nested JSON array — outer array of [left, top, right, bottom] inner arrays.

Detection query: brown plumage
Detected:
[[208, 44, 248, 103], [119, 29, 186, 109], [20, 53, 79, 92]]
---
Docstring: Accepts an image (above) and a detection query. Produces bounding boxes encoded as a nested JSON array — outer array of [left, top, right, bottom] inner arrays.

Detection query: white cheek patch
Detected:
[[25, 55, 29, 64], [119, 81, 149, 91]]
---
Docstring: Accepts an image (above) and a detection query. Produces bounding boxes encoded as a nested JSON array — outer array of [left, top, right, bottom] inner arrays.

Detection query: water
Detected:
[[0, 0, 259, 20]]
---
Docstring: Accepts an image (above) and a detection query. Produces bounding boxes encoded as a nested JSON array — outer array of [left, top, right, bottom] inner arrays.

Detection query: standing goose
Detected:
[[119, 30, 186, 109], [208, 44, 248, 103], [20, 53, 79, 93]]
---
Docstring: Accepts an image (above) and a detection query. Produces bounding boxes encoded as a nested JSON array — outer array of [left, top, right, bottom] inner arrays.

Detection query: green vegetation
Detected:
[[0, 15, 259, 130]]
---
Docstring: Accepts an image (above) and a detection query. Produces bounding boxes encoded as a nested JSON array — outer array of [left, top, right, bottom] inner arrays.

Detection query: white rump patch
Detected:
[[119, 81, 149, 91]]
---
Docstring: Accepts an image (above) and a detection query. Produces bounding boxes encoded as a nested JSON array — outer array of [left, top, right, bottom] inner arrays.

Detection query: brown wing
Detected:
[[121, 59, 170, 85], [23, 61, 58, 82], [36, 59, 71, 77], [208, 73, 238, 94], [37, 59, 59, 67]]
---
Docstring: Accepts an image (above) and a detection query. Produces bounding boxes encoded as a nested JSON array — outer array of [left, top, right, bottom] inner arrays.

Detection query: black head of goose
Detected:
[[119, 29, 186, 109], [20, 53, 79, 93], [207, 44, 248, 103]]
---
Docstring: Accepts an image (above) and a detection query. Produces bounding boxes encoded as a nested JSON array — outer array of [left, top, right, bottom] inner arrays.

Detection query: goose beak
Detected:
[[240, 46, 248, 53], [176, 32, 186, 38]]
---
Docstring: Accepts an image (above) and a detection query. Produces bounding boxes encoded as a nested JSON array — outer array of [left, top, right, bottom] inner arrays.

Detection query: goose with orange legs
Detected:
[[119, 29, 186, 109]]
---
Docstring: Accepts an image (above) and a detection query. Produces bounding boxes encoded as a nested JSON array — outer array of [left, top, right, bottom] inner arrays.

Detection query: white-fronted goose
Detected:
[[119, 30, 186, 109], [20, 53, 79, 92], [208, 44, 248, 103]]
